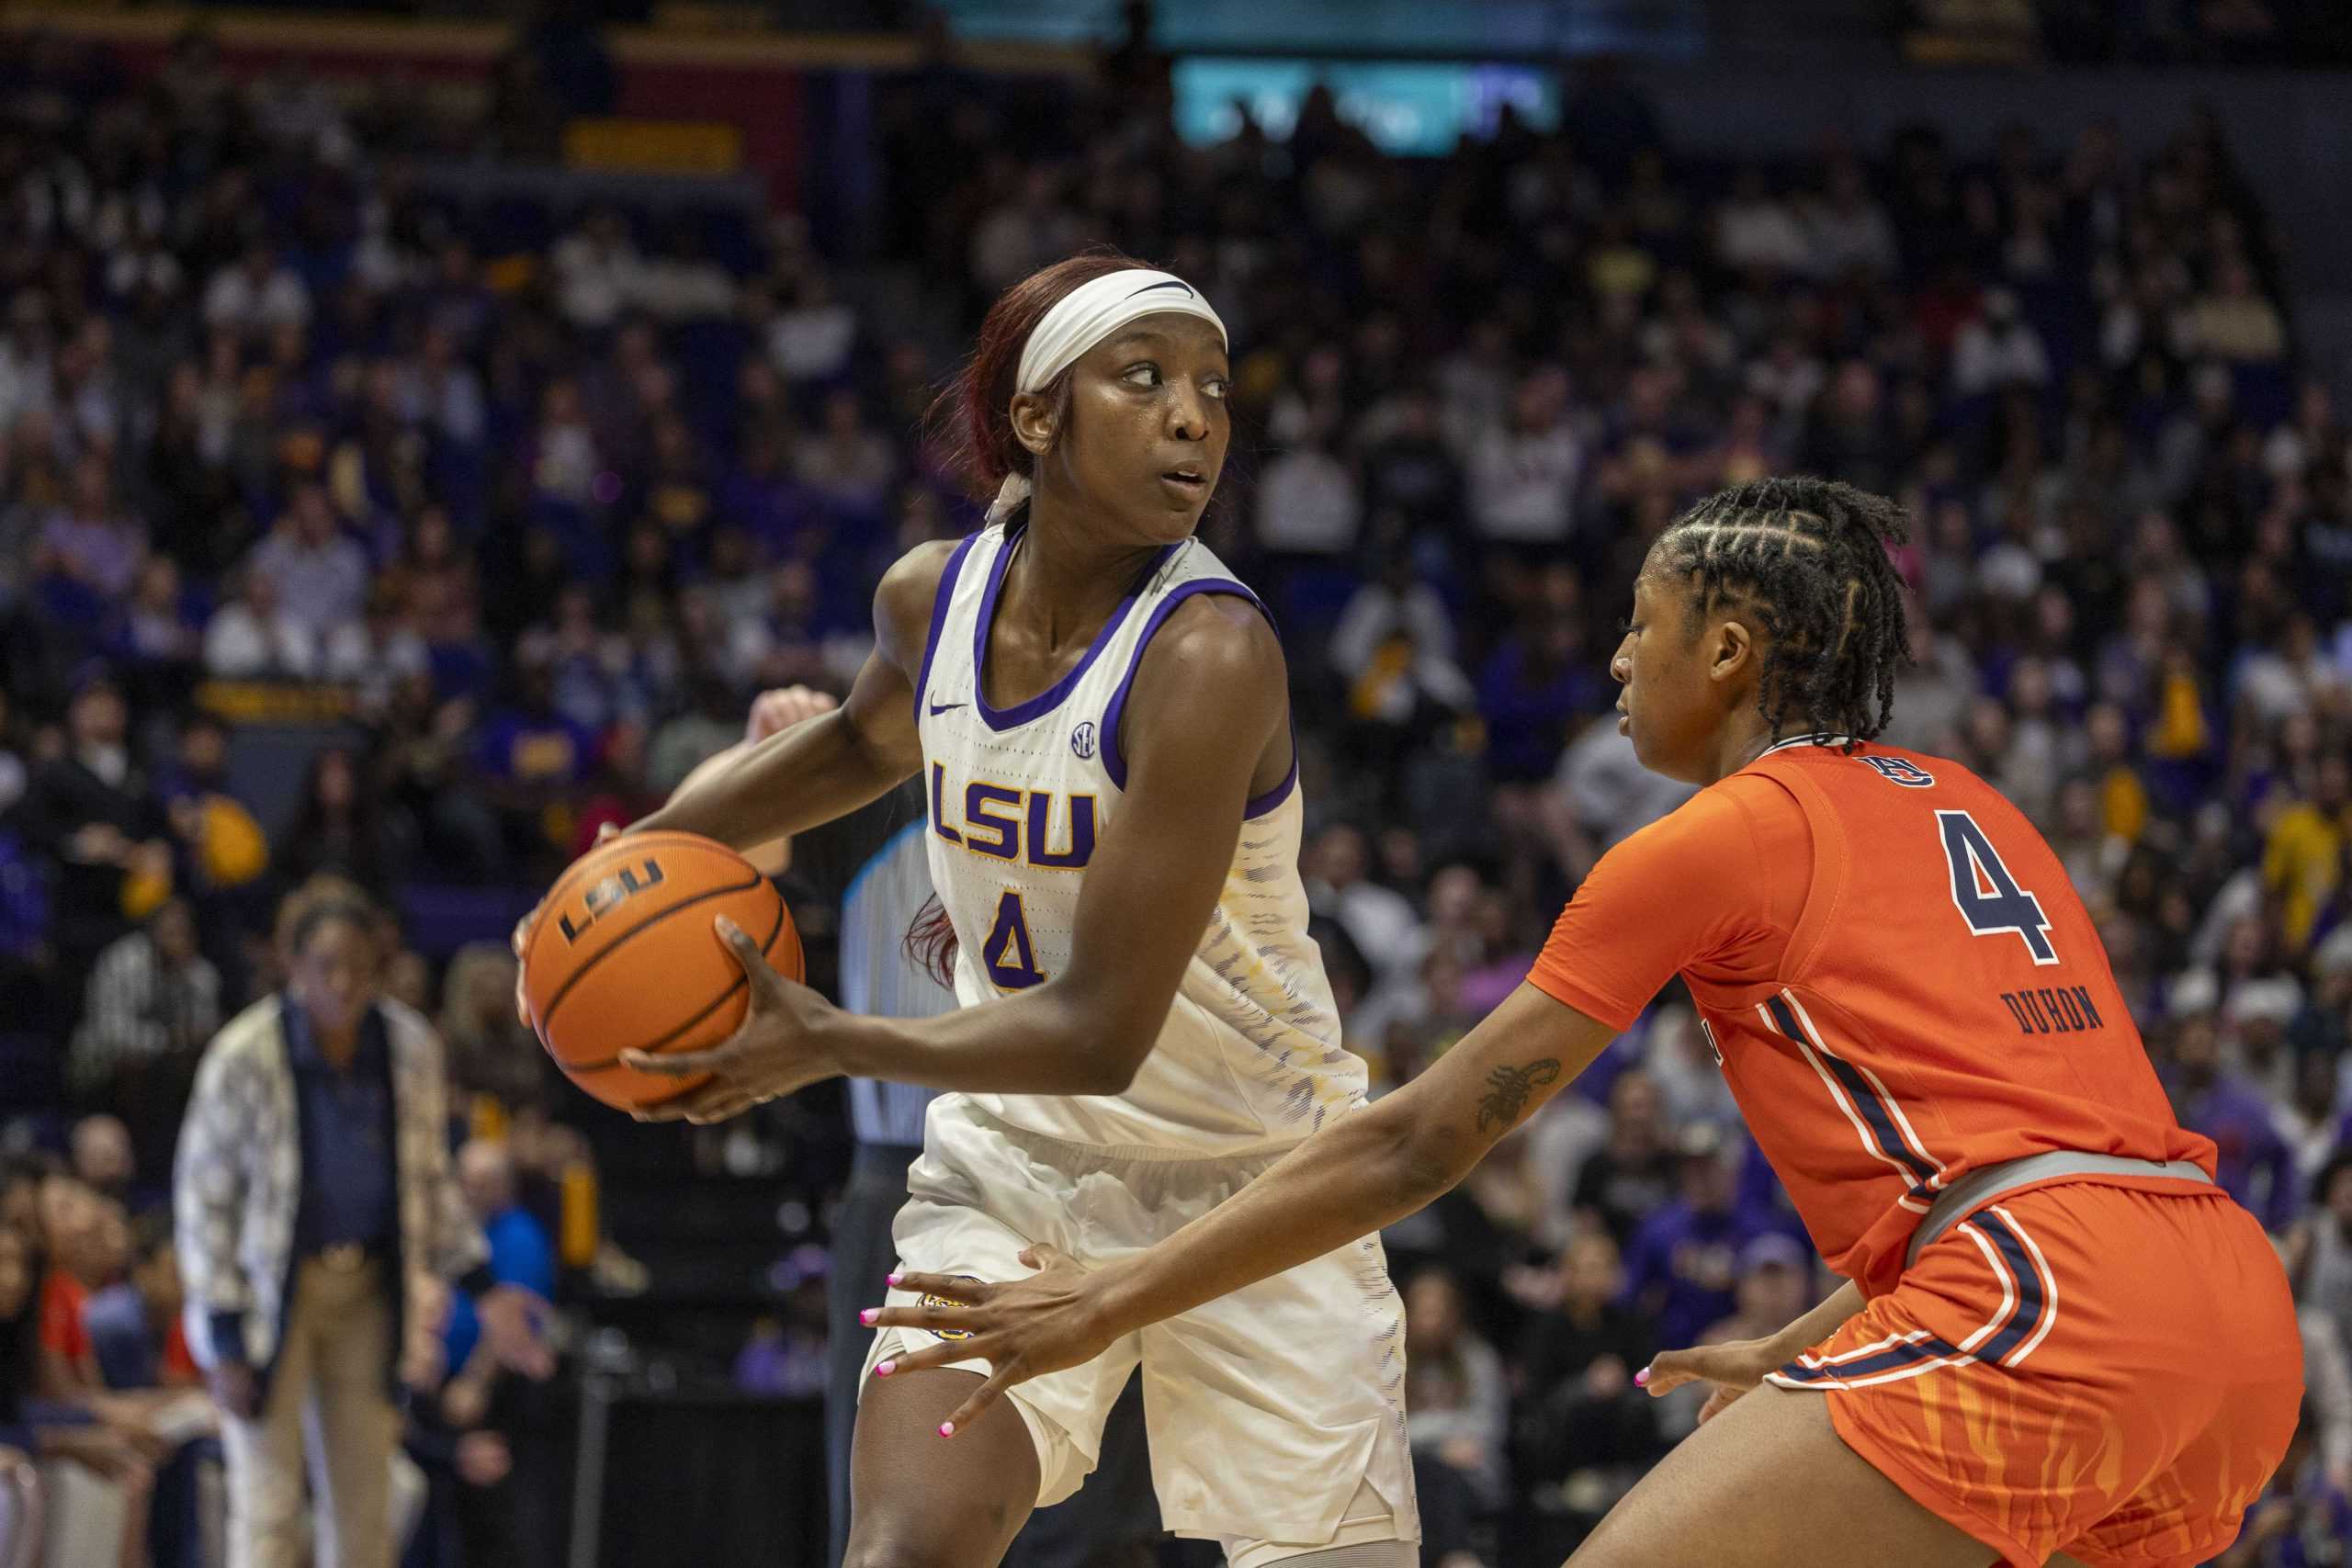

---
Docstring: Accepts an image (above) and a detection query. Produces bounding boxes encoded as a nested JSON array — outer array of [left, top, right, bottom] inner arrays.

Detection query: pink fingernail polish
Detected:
[[875, 1360, 895, 1377], [939, 1421, 956, 1438], [1634, 1367, 1651, 1387], [859, 1309, 877, 1326], [886, 1271, 902, 1286]]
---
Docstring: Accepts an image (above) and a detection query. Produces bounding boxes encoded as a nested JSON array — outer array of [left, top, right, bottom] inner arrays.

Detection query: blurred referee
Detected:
[[721, 688, 1164, 1568]]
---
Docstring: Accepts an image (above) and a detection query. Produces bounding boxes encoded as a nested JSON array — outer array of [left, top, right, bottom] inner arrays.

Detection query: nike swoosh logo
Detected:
[[1127, 279, 1194, 299], [928, 701, 966, 716]]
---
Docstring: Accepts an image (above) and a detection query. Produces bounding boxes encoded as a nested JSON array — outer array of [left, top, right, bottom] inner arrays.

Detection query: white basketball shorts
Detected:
[[857, 1096, 1419, 1565]]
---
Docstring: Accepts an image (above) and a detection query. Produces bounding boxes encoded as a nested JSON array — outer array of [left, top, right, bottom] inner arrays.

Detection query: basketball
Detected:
[[521, 831, 804, 1111]]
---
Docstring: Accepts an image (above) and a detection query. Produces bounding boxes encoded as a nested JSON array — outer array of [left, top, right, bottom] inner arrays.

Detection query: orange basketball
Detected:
[[521, 831, 804, 1111]]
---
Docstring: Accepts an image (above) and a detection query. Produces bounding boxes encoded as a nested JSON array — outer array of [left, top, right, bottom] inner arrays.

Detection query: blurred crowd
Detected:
[[0, 9, 2346, 1567]]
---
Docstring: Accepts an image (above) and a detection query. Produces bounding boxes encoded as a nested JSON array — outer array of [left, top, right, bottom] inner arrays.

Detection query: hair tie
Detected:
[[986, 473, 1033, 525]]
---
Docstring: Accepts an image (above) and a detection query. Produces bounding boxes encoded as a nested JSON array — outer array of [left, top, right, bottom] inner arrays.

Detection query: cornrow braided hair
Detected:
[[1650, 477, 1914, 750]]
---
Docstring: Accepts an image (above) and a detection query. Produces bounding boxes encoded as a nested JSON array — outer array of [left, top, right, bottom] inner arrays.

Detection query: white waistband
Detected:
[[1905, 1151, 2212, 1269]]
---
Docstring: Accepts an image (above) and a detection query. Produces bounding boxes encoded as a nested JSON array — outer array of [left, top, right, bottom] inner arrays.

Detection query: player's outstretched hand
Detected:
[[620, 914, 840, 1123], [863, 1245, 1117, 1437], [1634, 1334, 1785, 1426]]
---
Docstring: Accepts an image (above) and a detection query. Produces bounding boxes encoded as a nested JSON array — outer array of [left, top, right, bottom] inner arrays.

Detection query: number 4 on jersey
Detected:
[[1936, 810, 2058, 965], [982, 890, 1047, 989]]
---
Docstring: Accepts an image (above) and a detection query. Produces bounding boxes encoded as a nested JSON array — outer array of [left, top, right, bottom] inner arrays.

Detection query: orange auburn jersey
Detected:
[[1528, 735, 2216, 1299]]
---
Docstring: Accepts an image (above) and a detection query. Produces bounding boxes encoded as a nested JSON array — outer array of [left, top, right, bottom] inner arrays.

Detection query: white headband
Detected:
[[989, 267, 1228, 524]]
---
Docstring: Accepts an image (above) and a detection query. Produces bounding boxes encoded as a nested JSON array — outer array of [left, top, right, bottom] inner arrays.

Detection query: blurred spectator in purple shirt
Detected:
[[36, 454, 146, 604], [2169, 993, 2299, 1231], [1619, 1125, 1785, 1351]]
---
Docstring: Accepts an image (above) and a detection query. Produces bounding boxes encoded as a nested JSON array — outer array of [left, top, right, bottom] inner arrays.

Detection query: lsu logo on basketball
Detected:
[[557, 858, 666, 942], [921, 1276, 981, 1341], [1860, 755, 1936, 788]]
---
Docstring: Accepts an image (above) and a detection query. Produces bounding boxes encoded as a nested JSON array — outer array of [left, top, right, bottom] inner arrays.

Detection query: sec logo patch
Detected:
[[1070, 721, 1098, 761]]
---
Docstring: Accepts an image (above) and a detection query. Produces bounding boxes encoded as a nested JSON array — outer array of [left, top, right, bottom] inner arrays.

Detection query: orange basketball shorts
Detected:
[[1767, 1183, 2303, 1567]]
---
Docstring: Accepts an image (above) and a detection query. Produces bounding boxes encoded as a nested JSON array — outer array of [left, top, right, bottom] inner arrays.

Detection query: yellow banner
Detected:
[[563, 118, 743, 175]]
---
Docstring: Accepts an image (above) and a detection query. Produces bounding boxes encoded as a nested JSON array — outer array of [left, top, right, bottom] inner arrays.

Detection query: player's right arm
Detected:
[[869, 784, 1782, 1433], [630, 541, 954, 849], [871, 981, 1621, 1429]]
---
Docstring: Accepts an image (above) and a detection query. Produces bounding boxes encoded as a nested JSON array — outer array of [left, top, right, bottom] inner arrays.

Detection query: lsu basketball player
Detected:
[[672, 685, 1171, 1568], [866, 478, 2306, 1568], [566, 253, 1421, 1568]]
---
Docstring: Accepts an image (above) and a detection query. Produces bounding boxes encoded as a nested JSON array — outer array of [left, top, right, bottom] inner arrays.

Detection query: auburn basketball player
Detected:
[[865, 478, 2304, 1568], [547, 252, 1420, 1568]]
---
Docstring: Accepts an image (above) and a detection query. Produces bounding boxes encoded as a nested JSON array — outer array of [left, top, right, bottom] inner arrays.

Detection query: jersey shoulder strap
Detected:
[[911, 525, 1002, 722], [1094, 538, 1283, 800]]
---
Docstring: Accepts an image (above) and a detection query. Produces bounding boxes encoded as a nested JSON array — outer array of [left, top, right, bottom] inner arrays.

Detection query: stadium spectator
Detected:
[[2292, 1152, 2352, 1379], [204, 566, 320, 680], [0, 1214, 154, 1568], [1951, 287, 2052, 395], [1305, 822, 1422, 979], [67, 900, 223, 1118], [1714, 168, 1807, 277], [1513, 1229, 1658, 1514], [1480, 563, 1606, 799], [1570, 1069, 1679, 1247], [1545, 717, 1696, 883], [83, 1213, 197, 1396], [796, 388, 899, 521], [35, 455, 147, 612], [725, 560, 830, 694], [1255, 411, 1362, 558], [115, 555, 204, 677], [277, 747, 400, 897], [175, 880, 547, 1568], [2169, 979, 2300, 1230], [1329, 552, 1477, 789], [441, 1142, 554, 1385], [1803, 154, 1901, 280], [202, 241, 311, 338], [20, 676, 165, 976], [2218, 1400, 2352, 1567], [69, 1118, 138, 1213], [1618, 1126, 1768, 1352], [1468, 367, 1586, 548], [1403, 1265, 1508, 1563], [968, 166, 1083, 298], [2188, 258, 2290, 364], [246, 482, 368, 642]]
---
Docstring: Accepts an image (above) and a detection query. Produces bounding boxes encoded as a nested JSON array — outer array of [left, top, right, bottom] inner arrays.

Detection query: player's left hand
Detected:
[[1635, 1333, 1782, 1425], [745, 684, 837, 744], [620, 915, 842, 1122], [863, 1245, 1119, 1437]]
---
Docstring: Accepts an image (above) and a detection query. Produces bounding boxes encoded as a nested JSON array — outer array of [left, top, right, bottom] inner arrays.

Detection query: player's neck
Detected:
[[1709, 716, 1782, 784], [1011, 497, 1168, 647]]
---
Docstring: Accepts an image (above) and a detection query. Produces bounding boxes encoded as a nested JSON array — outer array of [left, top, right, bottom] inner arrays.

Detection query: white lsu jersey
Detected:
[[912, 520, 1368, 1156]]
